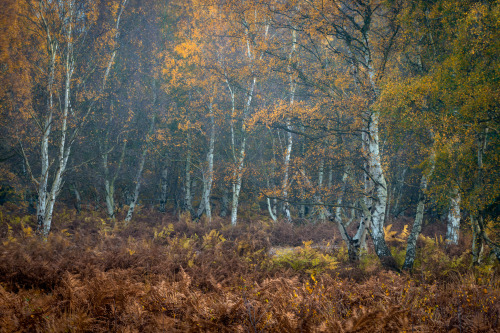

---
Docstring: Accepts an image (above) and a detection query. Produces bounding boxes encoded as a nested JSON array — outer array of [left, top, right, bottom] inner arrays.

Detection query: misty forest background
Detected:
[[0, 0, 499, 331]]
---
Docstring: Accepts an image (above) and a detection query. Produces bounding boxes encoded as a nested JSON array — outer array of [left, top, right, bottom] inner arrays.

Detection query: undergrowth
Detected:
[[0, 208, 498, 332]]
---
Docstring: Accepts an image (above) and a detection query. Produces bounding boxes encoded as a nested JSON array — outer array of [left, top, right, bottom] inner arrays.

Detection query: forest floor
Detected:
[[0, 205, 499, 332]]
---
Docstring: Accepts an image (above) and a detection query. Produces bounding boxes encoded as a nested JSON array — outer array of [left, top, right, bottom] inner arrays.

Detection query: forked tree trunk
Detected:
[[37, 7, 74, 238], [334, 168, 365, 262], [32, 0, 128, 237], [102, 138, 127, 219], [36, 41, 57, 235], [266, 179, 277, 222], [230, 77, 256, 226]]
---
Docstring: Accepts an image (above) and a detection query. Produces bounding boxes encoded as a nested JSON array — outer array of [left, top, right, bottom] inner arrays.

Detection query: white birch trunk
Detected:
[[266, 178, 277, 222], [102, 139, 127, 219], [198, 103, 215, 222], [403, 150, 435, 270], [282, 122, 293, 223], [31, 0, 128, 237], [231, 137, 246, 226], [124, 149, 146, 223], [364, 110, 392, 259], [230, 77, 256, 226], [38, 3, 75, 237], [282, 28, 297, 223], [184, 133, 194, 214], [125, 114, 155, 223], [36, 43, 56, 234], [446, 187, 461, 245]]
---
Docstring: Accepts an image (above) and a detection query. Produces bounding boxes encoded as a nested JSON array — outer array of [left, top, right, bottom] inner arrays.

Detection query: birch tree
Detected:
[[15, 0, 128, 237]]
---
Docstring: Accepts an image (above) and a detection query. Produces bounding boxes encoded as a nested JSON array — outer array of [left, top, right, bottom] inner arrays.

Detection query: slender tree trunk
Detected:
[[184, 133, 194, 214], [197, 103, 215, 222], [71, 183, 81, 214], [102, 138, 127, 219], [364, 109, 393, 263], [104, 175, 116, 219], [220, 187, 229, 217], [282, 123, 293, 223], [282, 28, 297, 223], [446, 186, 461, 245], [266, 179, 277, 222], [125, 114, 155, 224], [471, 215, 484, 265], [124, 149, 146, 223], [392, 167, 407, 216], [317, 158, 326, 221], [36, 36, 57, 235], [403, 150, 435, 270], [334, 168, 363, 261], [159, 166, 168, 212], [39, 7, 75, 238], [472, 130, 487, 265], [231, 137, 246, 226], [230, 77, 256, 226], [32, 0, 128, 237]]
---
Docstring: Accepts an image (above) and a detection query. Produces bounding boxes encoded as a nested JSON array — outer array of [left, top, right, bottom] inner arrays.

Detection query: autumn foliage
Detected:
[[1, 0, 500, 330]]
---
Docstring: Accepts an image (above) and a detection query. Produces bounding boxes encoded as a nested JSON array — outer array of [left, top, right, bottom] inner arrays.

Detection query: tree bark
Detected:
[[364, 110, 393, 261], [282, 122, 293, 223], [70, 183, 81, 214], [125, 114, 155, 224], [159, 166, 169, 212], [102, 138, 127, 219], [231, 137, 246, 226], [282, 28, 297, 223], [31, 0, 128, 237], [184, 132, 194, 215], [403, 150, 435, 270], [446, 186, 461, 245], [220, 187, 229, 217], [197, 103, 215, 222], [230, 77, 256, 226]]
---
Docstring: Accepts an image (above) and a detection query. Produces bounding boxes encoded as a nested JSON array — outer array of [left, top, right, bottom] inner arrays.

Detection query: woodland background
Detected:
[[0, 0, 499, 331]]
